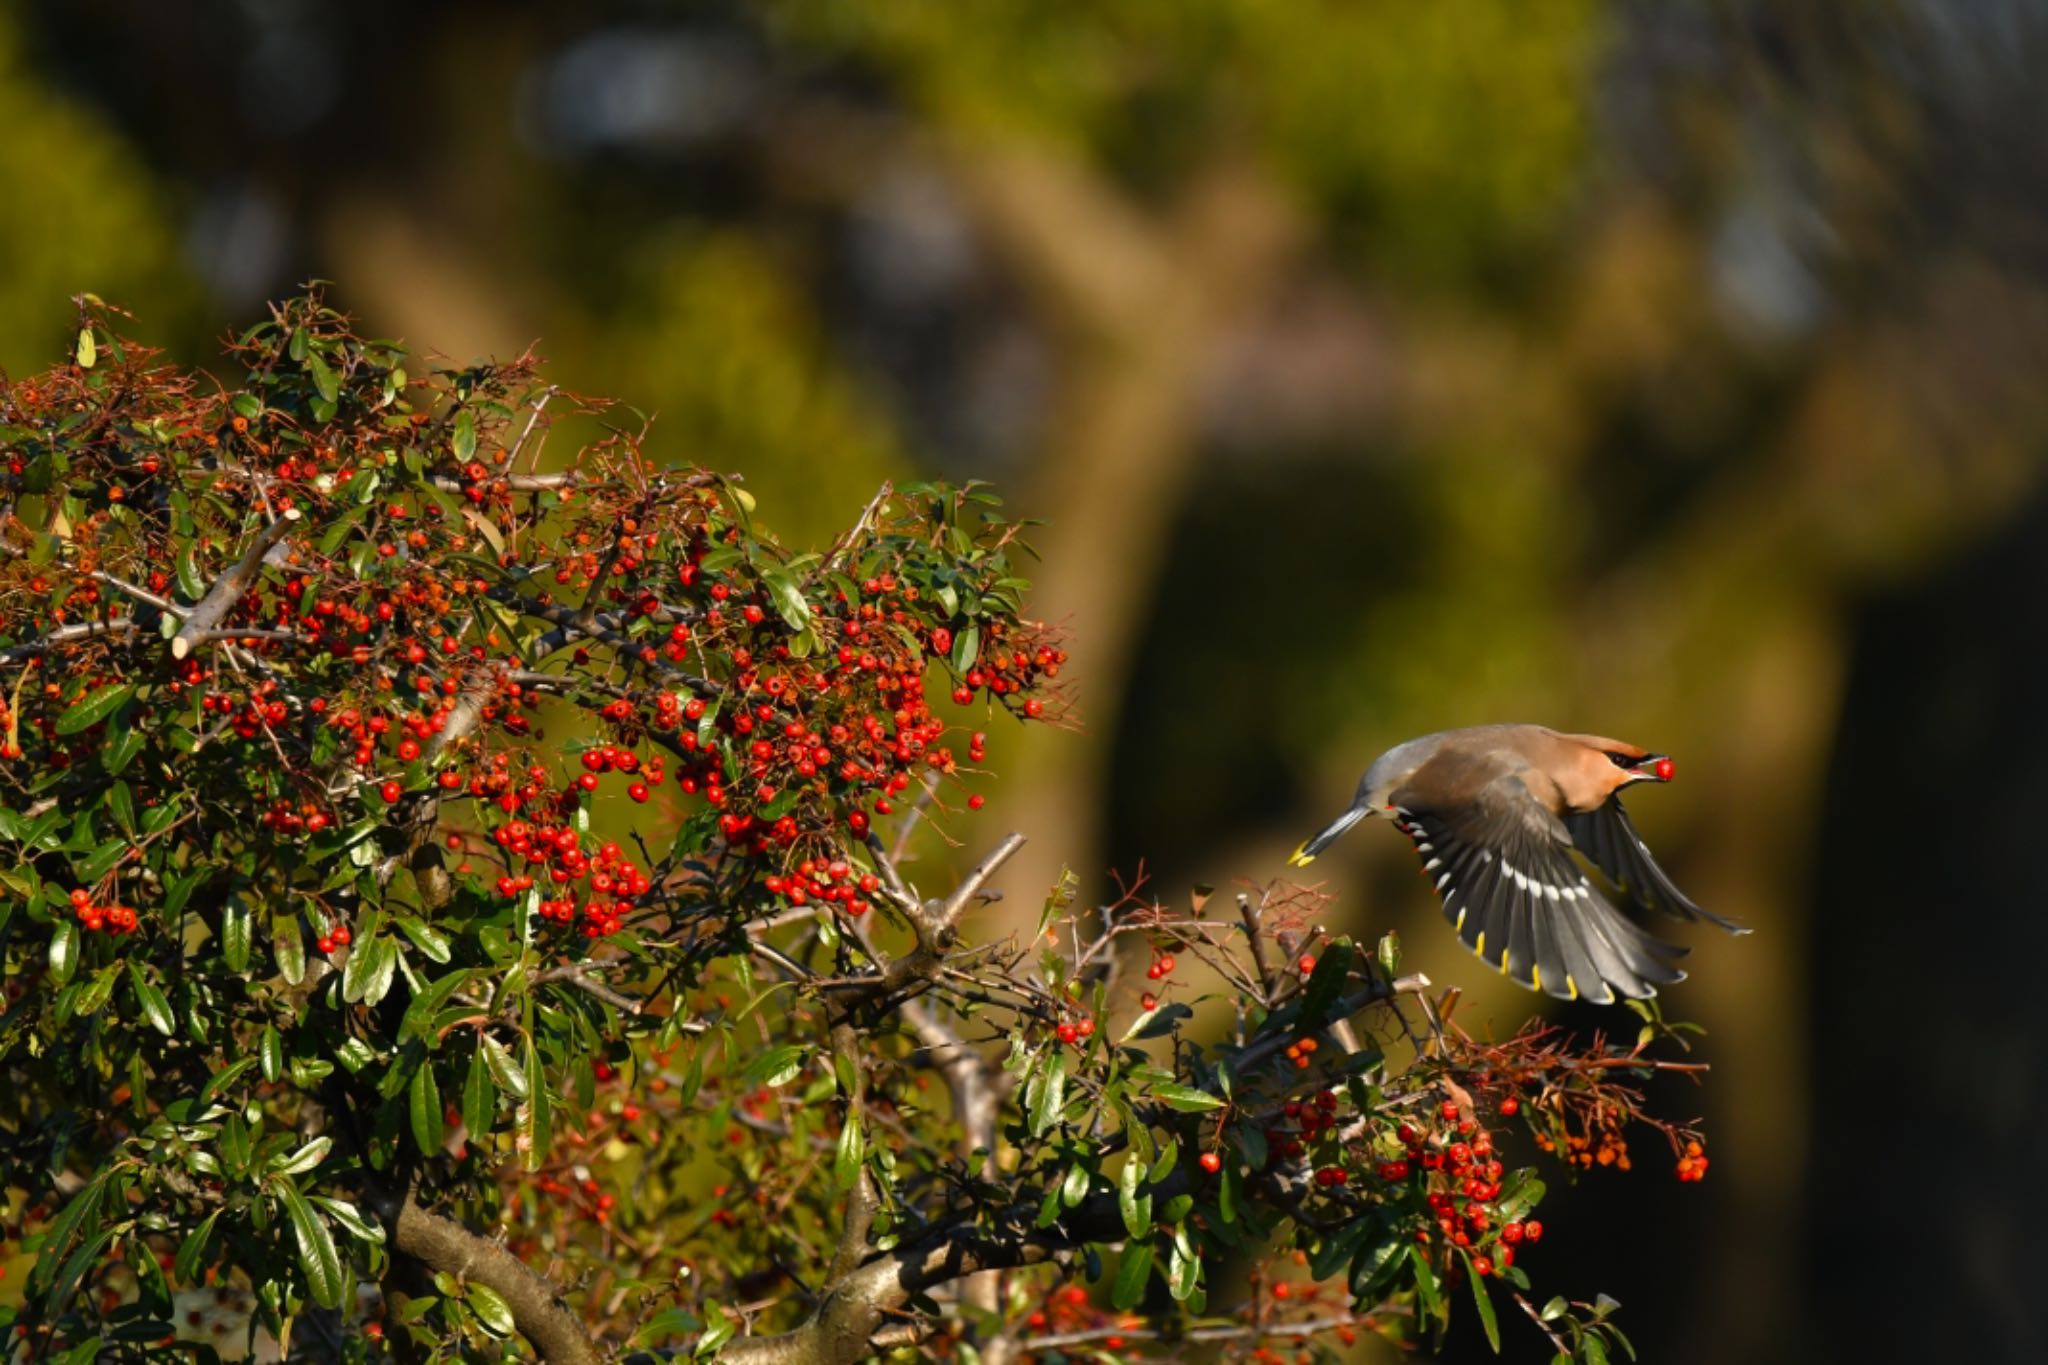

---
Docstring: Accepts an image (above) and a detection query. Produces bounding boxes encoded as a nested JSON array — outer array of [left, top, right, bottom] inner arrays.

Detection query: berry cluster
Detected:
[[1390, 1103, 1540, 1279], [67, 889, 138, 936]]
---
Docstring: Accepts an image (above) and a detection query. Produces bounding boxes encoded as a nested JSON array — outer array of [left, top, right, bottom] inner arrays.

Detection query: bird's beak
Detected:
[[1627, 755, 1675, 784]]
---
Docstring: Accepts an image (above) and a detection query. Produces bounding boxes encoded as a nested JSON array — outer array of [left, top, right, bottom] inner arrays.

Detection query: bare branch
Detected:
[[171, 507, 302, 660], [392, 1196, 600, 1365]]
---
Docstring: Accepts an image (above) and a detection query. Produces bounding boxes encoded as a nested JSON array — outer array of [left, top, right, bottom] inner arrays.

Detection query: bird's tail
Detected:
[[1289, 805, 1370, 867]]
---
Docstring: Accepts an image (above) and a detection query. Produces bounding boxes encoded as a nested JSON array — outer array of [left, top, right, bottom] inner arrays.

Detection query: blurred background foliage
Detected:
[[10, 0, 2048, 1359]]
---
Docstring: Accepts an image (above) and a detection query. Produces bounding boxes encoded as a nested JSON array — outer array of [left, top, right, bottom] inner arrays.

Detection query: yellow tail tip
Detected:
[[1287, 843, 1316, 868]]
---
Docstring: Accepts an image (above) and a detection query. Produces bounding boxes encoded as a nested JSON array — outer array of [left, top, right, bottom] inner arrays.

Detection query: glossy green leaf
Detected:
[[467, 1281, 514, 1337], [106, 781, 135, 836], [221, 896, 252, 973], [1151, 1083, 1225, 1113], [272, 1136, 332, 1177], [272, 912, 305, 986], [394, 914, 452, 964], [1110, 1240, 1154, 1311], [743, 1043, 804, 1089], [307, 351, 340, 405], [761, 567, 811, 632], [74, 962, 120, 1016], [410, 1061, 444, 1155], [480, 1033, 527, 1098], [55, 683, 133, 735], [101, 724, 145, 775], [1030, 1051, 1067, 1137], [278, 1180, 345, 1310], [521, 1036, 549, 1171], [1119, 1154, 1147, 1239], [834, 1109, 864, 1189], [463, 1045, 495, 1137], [129, 963, 174, 1035], [1467, 1252, 1501, 1352], [174, 1209, 221, 1286]]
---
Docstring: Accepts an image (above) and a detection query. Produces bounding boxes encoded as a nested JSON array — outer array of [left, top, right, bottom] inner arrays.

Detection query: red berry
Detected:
[[379, 781, 401, 803], [1499, 1096, 1520, 1117], [1199, 1152, 1222, 1174], [628, 782, 650, 803], [967, 793, 985, 811]]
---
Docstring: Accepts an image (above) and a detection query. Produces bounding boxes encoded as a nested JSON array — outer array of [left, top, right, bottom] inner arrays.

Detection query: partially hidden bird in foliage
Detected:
[[1289, 724, 1748, 1003]]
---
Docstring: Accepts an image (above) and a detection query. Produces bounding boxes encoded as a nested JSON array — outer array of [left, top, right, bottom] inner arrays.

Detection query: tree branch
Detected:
[[392, 1195, 601, 1365], [171, 507, 302, 660]]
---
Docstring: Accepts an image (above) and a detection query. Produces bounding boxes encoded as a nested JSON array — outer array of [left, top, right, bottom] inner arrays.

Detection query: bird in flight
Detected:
[[1289, 724, 1748, 1003]]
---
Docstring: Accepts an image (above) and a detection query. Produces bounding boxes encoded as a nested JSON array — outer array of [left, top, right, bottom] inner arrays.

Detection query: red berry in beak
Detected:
[[1654, 757, 1674, 781]]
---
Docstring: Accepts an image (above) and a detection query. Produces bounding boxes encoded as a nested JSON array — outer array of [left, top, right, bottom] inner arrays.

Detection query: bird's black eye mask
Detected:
[[1608, 751, 1674, 781]]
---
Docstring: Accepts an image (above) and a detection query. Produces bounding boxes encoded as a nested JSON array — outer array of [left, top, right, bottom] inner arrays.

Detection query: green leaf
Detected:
[[1151, 1083, 1225, 1113], [482, 1035, 527, 1098], [1466, 1253, 1502, 1351], [47, 920, 78, 986], [221, 896, 253, 973], [343, 936, 396, 1005], [695, 1302, 737, 1357], [309, 1196, 384, 1246], [307, 351, 340, 405], [1030, 1051, 1067, 1137], [1110, 1241, 1154, 1310], [743, 1044, 805, 1089], [272, 912, 305, 985], [402, 969, 474, 1044], [452, 409, 477, 461], [951, 622, 980, 673], [1300, 940, 1355, 1028], [272, 1136, 332, 1178], [174, 1210, 221, 1286], [834, 1110, 864, 1189], [761, 568, 811, 632], [74, 963, 120, 1016], [106, 781, 135, 836], [278, 1180, 345, 1310], [56, 683, 133, 735], [175, 545, 206, 602], [1409, 1244, 1443, 1326], [1582, 1336, 1610, 1365], [129, 964, 175, 1035], [1119, 1155, 1147, 1240], [410, 1061, 444, 1155], [101, 724, 146, 776], [1061, 1162, 1090, 1208], [393, 914, 452, 963], [521, 1037, 550, 1172], [1377, 930, 1401, 980], [201, 1056, 259, 1102], [463, 1046, 495, 1137], [466, 1282, 514, 1337], [76, 327, 96, 368], [261, 1026, 284, 1083], [1167, 1236, 1200, 1301]]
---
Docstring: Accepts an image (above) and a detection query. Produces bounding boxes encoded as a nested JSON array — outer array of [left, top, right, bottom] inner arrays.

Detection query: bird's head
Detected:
[[1608, 750, 1675, 785]]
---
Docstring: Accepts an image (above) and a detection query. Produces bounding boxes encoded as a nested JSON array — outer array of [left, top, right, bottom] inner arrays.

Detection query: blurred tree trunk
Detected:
[[950, 143, 1298, 930]]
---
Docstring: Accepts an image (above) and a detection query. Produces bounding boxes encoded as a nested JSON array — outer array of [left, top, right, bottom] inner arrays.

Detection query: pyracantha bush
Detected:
[[0, 295, 1706, 1365]]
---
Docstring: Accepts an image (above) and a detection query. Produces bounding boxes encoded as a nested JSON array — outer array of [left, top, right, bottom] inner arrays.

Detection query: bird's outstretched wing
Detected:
[[1563, 800, 1749, 934], [1391, 773, 1688, 1003]]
